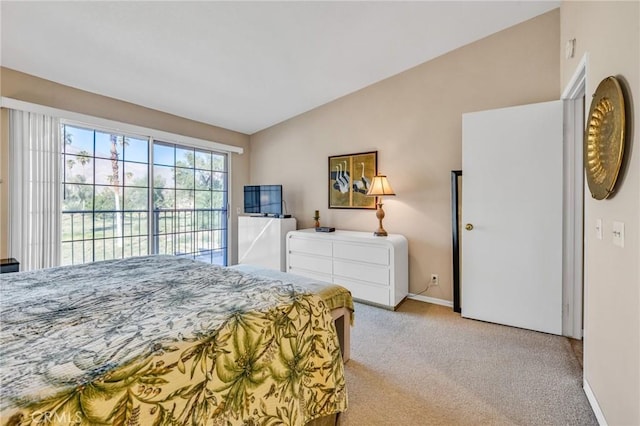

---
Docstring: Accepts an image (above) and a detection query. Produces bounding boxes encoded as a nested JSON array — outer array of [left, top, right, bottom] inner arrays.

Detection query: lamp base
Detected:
[[373, 202, 388, 236]]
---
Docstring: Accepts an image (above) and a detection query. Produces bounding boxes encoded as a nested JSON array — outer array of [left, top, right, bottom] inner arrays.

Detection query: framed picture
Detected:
[[328, 151, 377, 209]]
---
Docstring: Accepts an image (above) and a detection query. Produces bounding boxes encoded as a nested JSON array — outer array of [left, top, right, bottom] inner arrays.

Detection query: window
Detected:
[[61, 124, 228, 266], [152, 141, 228, 265]]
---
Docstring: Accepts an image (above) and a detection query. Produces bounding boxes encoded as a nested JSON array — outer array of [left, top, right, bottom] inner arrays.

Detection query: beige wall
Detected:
[[561, 2, 640, 424], [0, 67, 251, 263], [250, 10, 560, 301]]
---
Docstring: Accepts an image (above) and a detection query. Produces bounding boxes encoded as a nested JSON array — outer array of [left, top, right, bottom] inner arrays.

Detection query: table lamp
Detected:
[[366, 174, 395, 236]]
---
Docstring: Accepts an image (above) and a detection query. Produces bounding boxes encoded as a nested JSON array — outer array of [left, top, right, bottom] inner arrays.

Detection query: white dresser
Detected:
[[238, 216, 297, 271], [286, 229, 408, 309]]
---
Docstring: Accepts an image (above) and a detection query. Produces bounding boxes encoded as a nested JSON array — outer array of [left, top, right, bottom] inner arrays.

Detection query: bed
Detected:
[[0, 255, 353, 425], [229, 264, 353, 364]]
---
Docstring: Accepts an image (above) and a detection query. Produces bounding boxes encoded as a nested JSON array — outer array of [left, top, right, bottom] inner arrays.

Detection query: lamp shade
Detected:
[[366, 175, 396, 196]]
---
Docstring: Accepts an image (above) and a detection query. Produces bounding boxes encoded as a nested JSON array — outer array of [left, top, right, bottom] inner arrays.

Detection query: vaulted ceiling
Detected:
[[1, 1, 559, 134]]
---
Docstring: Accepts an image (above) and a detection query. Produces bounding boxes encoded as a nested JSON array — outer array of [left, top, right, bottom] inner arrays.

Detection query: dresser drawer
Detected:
[[333, 242, 389, 265], [289, 237, 333, 257], [335, 277, 390, 306], [288, 267, 332, 283], [333, 259, 390, 286], [288, 253, 332, 275]]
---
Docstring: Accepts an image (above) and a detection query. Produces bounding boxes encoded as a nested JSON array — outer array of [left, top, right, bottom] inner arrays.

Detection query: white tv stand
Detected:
[[286, 229, 408, 309], [238, 216, 297, 272]]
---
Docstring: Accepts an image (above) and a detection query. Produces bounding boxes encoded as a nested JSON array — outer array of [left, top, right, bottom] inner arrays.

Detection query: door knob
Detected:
[[465, 223, 474, 231]]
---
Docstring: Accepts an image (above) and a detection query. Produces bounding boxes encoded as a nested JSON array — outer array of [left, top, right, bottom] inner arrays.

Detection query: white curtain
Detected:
[[8, 109, 61, 271]]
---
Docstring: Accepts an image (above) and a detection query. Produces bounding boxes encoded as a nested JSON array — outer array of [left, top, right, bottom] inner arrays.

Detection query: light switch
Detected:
[[595, 218, 603, 240], [612, 221, 624, 247], [565, 38, 576, 59]]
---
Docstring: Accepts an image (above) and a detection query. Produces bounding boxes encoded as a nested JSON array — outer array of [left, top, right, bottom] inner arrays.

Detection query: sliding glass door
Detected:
[[152, 141, 228, 265], [61, 124, 228, 266]]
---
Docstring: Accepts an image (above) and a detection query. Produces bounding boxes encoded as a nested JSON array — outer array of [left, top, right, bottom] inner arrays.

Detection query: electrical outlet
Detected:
[[430, 274, 439, 286]]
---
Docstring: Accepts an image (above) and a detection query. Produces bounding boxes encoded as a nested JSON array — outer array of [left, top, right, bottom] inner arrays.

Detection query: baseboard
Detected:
[[407, 294, 453, 308], [583, 378, 607, 425]]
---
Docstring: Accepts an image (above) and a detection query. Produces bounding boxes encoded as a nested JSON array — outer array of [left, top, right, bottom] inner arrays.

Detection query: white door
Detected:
[[461, 101, 563, 335]]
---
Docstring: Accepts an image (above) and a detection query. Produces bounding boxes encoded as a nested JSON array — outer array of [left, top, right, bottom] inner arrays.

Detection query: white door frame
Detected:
[[561, 53, 588, 339]]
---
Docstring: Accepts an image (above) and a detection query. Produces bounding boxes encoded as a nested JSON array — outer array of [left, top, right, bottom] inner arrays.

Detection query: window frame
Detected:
[[60, 118, 231, 266], [150, 139, 229, 265]]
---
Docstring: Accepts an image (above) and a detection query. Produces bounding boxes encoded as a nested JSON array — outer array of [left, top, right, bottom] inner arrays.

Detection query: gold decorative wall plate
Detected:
[[584, 76, 626, 200]]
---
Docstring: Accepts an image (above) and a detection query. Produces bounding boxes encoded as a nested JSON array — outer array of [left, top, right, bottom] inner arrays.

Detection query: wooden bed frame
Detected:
[[331, 307, 351, 362]]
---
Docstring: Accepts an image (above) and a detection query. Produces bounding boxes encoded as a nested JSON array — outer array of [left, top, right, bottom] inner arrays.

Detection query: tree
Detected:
[[152, 175, 172, 209], [64, 128, 128, 245], [108, 135, 128, 246], [174, 152, 223, 232], [64, 149, 93, 211]]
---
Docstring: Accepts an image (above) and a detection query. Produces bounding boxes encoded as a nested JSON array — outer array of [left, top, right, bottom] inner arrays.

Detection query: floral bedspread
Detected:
[[0, 256, 347, 425]]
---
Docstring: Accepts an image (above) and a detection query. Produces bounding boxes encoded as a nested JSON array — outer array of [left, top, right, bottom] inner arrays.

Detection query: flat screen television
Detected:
[[243, 185, 283, 216]]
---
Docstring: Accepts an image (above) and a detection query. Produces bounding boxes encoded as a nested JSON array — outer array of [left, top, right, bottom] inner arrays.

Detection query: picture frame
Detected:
[[328, 151, 377, 209]]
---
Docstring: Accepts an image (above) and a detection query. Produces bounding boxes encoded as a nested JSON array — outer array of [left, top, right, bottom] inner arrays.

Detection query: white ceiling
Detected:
[[1, 1, 559, 134]]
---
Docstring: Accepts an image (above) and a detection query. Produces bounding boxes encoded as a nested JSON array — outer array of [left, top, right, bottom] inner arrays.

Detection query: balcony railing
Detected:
[[61, 208, 227, 266]]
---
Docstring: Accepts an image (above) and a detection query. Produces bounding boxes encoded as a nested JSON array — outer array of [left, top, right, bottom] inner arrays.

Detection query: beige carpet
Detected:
[[338, 300, 597, 425]]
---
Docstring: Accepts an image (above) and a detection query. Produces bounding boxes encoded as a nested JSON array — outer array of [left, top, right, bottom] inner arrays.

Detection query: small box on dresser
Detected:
[[286, 229, 408, 309]]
